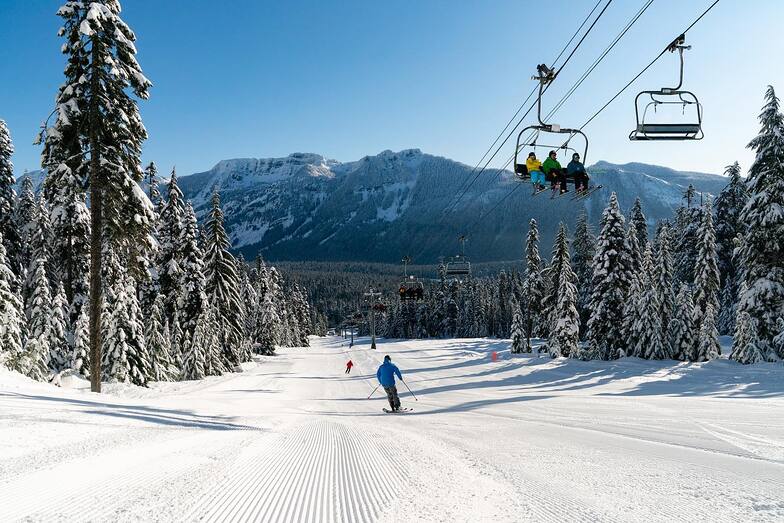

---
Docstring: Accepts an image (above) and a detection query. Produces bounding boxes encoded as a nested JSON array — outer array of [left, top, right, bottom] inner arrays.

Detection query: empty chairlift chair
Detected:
[[629, 35, 703, 141]]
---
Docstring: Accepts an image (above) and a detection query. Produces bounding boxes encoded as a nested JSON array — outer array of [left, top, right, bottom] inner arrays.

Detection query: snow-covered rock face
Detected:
[[173, 151, 728, 263]]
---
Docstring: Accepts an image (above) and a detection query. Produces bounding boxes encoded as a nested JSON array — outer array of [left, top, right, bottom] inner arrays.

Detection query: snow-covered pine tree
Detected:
[[693, 197, 720, 331], [177, 203, 206, 341], [0, 120, 22, 278], [624, 273, 644, 358], [629, 197, 649, 250], [587, 193, 633, 360], [510, 296, 526, 354], [27, 258, 53, 343], [31, 196, 56, 290], [571, 213, 595, 339], [181, 312, 206, 381], [156, 169, 185, 324], [695, 303, 720, 362], [48, 283, 70, 373], [714, 162, 748, 334], [729, 311, 765, 364], [668, 284, 698, 361], [543, 224, 569, 339], [102, 252, 150, 386], [626, 221, 643, 277], [736, 86, 784, 354], [638, 246, 667, 360], [0, 233, 25, 370], [203, 301, 226, 376], [37, 9, 91, 323], [653, 223, 675, 343], [673, 185, 702, 285], [548, 234, 579, 358], [15, 175, 37, 273], [52, 0, 155, 392], [256, 293, 280, 355], [72, 306, 90, 377], [238, 258, 257, 339], [144, 161, 161, 208], [522, 219, 545, 347], [146, 294, 177, 382], [773, 317, 784, 359], [204, 192, 244, 365]]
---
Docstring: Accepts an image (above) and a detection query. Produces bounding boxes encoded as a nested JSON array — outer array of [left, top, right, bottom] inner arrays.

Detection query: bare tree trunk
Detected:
[[88, 39, 103, 393]]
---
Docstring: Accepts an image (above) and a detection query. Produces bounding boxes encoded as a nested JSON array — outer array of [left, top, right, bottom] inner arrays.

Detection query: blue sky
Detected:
[[1, 0, 782, 177]]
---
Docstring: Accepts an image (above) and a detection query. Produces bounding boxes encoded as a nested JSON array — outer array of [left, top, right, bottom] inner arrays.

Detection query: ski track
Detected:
[[188, 420, 407, 523]]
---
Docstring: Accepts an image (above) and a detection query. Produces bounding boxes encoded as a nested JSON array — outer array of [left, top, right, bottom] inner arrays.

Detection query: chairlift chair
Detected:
[[629, 35, 703, 141], [444, 236, 472, 280], [398, 256, 424, 301], [513, 64, 589, 181]]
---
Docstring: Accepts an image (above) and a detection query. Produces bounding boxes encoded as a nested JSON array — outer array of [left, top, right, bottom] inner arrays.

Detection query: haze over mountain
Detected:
[[174, 149, 728, 264]]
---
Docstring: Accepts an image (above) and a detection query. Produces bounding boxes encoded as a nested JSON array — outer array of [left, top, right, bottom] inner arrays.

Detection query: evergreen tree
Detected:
[[548, 232, 579, 358], [695, 303, 720, 362], [673, 185, 702, 284], [15, 175, 37, 272], [522, 219, 545, 348], [170, 312, 184, 365], [587, 193, 633, 359], [256, 293, 280, 355], [102, 254, 150, 386], [48, 283, 70, 372], [146, 294, 177, 382], [510, 296, 526, 354], [693, 197, 720, 329], [51, 0, 155, 392], [772, 318, 784, 359], [668, 284, 698, 361], [638, 246, 667, 359], [31, 197, 56, 290], [204, 192, 244, 365], [543, 224, 569, 339], [72, 307, 90, 377], [0, 234, 25, 369], [729, 311, 766, 364], [203, 301, 226, 376], [181, 313, 207, 381], [629, 197, 649, 249], [178, 203, 206, 340], [736, 86, 784, 353], [624, 273, 645, 358], [714, 162, 748, 334], [28, 258, 53, 342], [157, 168, 185, 323], [653, 223, 675, 342], [20, 336, 50, 382], [0, 120, 22, 277], [144, 161, 161, 208], [626, 221, 643, 276], [571, 213, 595, 339]]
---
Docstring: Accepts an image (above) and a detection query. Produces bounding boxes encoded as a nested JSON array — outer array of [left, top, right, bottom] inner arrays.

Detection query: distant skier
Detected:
[[345, 360, 353, 374], [376, 355, 403, 412]]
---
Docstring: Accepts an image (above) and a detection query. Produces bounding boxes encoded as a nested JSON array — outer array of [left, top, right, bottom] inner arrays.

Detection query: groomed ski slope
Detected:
[[1, 336, 783, 522]]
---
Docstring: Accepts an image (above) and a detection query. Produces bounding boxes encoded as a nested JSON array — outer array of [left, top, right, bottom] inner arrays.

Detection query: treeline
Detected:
[[0, 2, 312, 388], [363, 87, 784, 364]]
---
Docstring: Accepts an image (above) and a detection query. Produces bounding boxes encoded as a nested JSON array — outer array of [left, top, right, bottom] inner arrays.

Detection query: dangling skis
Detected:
[[571, 185, 603, 201]]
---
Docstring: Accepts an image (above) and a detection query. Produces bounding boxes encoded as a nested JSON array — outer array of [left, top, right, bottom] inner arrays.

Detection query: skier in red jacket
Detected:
[[345, 360, 354, 374]]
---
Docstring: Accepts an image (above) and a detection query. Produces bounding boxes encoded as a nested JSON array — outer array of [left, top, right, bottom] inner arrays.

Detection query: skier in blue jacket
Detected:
[[376, 355, 403, 412]]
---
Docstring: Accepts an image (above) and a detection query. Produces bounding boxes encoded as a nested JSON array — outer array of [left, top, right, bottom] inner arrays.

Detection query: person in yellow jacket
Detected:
[[526, 152, 545, 190]]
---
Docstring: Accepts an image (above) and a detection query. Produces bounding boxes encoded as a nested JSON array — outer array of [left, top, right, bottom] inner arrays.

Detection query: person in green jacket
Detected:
[[542, 150, 567, 194]]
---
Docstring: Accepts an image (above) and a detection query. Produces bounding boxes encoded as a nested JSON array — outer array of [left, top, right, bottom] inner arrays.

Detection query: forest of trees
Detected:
[[0, 2, 312, 389], [353, 87, 784, 365]]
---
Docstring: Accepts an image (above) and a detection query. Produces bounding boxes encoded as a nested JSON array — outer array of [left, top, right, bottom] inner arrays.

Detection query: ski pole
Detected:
[[400, 379, 418, 401], [367, 385, 380, 399]]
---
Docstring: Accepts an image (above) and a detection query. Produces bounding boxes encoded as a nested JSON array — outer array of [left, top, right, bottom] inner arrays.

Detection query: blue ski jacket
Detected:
[[376, 361, 402, 387]]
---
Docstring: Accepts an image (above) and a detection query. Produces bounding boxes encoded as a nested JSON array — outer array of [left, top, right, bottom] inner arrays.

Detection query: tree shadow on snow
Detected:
[[0, 392, 263, 431]]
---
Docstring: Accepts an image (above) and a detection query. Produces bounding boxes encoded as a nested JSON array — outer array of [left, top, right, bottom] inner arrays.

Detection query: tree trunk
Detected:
[[88, 39, 103, 393]]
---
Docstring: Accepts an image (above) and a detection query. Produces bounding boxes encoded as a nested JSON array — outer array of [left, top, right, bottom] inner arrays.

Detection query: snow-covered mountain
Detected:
[[177, 150, 728, 264]]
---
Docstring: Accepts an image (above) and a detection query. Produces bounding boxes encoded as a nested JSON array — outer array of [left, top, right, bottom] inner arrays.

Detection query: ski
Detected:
[[382, 408, 413, 414], [531, 186, 549, 197], [550, 189, 571, 199], [571, 185, 603, 201]]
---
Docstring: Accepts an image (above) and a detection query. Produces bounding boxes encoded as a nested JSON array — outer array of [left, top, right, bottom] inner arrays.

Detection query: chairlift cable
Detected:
[[438, 0, 610, 222], [578, 0, 720, 132]]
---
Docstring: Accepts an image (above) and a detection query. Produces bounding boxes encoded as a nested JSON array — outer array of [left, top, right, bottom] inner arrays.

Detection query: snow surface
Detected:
[[1, 336, 783, 522]]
